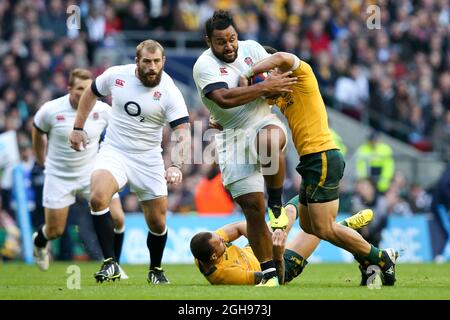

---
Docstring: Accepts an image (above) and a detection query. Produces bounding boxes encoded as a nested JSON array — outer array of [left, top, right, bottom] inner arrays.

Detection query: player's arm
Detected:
[[31, 126, 47, 166], [69, 84, 98, 151], [218, 221, 247, 243], [247, 52, 298, 76], [166, 122, 191, 185], [207, 71, 296, 109], [219, 204, 297, 243], [209, 266, 262, 285]]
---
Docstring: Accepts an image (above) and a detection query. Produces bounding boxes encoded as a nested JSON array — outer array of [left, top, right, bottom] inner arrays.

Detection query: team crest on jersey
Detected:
[[153, 91, 162, 101], [93, 112, 99, 120], [56, 115, 65, 121], [244, 57, 254, 66], [115, 79, 125, 87], [219, 67, 228, 75]]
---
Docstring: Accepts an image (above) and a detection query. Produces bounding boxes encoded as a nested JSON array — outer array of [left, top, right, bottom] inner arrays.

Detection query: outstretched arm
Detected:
[[219, 204, 297, 243], [246, 52, 298, 76], [208, 70, 297, 109]]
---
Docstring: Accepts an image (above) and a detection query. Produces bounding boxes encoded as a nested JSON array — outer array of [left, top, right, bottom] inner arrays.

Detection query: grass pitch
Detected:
[[1, 262, 449, 300]]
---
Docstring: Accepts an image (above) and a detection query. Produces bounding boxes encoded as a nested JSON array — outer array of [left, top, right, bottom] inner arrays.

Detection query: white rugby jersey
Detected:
[[193, 40, 271, 129], [92, 64, 190, 153], [33, 94, 110, 178]]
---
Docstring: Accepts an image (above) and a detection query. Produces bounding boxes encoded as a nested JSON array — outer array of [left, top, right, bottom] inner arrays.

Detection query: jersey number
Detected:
[[124, 101, 145, 122]]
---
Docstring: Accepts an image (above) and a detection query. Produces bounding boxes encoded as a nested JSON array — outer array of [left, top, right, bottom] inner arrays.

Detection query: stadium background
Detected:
[[0, 0, 449, 267]]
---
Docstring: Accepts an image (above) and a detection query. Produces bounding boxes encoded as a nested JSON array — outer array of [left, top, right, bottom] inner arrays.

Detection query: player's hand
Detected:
[[238, 75, 249, 87], [272, 229, 286, 285], [208, 115, 223, 131], [69, 130, 88, 151], [272, 228, 287, 255], [263, 71, 298, 95], [165, 166, 183, 185]]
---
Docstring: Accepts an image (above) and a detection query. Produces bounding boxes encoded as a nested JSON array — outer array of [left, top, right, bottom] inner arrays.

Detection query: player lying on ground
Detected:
[[190, 195, 373, 285]]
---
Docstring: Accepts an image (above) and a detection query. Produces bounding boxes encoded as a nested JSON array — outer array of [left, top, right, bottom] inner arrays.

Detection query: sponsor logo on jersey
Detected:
[[244, 57, 253, 66], [219, 67, 228, 75], [93, 112, 99, 120], [153, 91, 162, 101], [115, 79, 125, 87], [56, 115, 65, 121]]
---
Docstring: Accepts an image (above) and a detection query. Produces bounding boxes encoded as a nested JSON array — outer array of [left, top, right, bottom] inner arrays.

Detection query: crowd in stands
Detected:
[[1, 1, 450, 260]]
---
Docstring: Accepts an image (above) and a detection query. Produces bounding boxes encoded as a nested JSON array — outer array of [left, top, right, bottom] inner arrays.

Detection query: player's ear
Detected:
[[205, 36, 211, 48], [134, 56, 138, 64], [210, 253, 217, 261]]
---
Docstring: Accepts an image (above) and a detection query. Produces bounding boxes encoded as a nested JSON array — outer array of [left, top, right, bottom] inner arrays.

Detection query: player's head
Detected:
[[135, 39, 166, 87], [190, 231, 226, 263], [205, 10, 238, 63], [67, 68, 92, 109]]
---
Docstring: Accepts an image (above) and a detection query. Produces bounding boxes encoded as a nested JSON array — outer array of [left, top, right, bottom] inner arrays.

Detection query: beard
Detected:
[[212, 47, 238, 63], [137, 66, 163, 87]]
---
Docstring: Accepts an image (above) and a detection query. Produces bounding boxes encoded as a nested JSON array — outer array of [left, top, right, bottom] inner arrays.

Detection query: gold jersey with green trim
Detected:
[[195, 229, 261, 285], [269, 60, 338, 156]]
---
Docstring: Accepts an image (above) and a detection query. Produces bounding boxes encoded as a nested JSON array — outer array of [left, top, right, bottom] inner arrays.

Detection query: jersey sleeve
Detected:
[[164, 83, 190, 128], [207, 266, 258, 285], [91, 67, 115, 97], [193, 57, 228, 97], [33, 103, 51, 133]]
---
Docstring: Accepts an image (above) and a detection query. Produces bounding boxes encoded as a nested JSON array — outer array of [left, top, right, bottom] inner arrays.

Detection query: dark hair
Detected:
[[190, 232, 214, 262], [263, 46, 278, 54], [205, 10, 237, 38]]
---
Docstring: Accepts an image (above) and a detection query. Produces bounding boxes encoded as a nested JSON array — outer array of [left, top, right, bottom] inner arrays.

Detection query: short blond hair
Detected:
[[136, 39, 165, 59], [68, 68, 92, 87]]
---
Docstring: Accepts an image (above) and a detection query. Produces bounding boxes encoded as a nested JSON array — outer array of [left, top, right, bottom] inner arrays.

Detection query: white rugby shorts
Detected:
[[215, 114, 287, 198], [94, 144, 167, 201], [43, 173, 120, 209]]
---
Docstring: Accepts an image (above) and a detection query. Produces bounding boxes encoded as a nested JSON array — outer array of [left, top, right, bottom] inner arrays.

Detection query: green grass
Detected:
[[1, 262, 449, 300]]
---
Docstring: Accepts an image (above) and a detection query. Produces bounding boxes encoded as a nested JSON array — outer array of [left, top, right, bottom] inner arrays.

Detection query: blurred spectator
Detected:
[[352, 178, 389, 247], [356, 131, 395, 193], [431, 163, 450, 260], [330, 128, 347, 156], [0, 207, 21, 260], [194, 164, 234, 216], [335, 64, 369, 121], [408, 183, 432, 213], [122, 193, 140, 213]]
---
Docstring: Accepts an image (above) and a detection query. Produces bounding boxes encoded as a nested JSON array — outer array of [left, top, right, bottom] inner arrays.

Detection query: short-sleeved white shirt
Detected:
[[92, 64, 190, 153], [33, 94, 110, 178], [193, 40, 271, 129]]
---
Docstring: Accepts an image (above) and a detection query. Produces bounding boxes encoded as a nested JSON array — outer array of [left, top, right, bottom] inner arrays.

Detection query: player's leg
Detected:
[[110, 195, 125, 263], [234, 190, 278, 286], [109, 195, 128, 279], [141, 196, 170, 284], [90, 169, 122, 282], [33, 207, 70, 271], [33, 175, 75, 270], [303, 149, 397, 285], [257, 123, 288, 223]]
